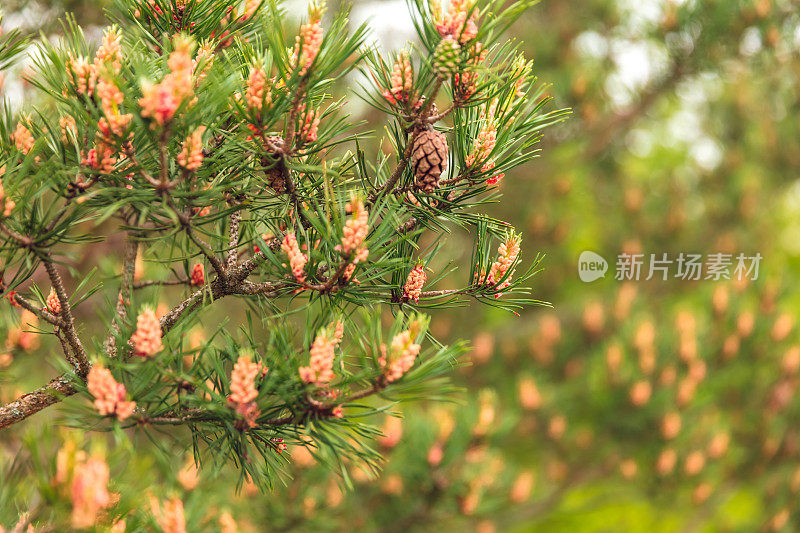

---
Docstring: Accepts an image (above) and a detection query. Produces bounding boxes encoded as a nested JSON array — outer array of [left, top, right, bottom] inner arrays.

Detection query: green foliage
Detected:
[[9, 0, 796, 530], [0, 0, 563, 528]]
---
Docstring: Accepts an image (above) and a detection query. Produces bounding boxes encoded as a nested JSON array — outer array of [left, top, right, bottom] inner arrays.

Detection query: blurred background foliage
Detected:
[[3, 0, 800, 531]]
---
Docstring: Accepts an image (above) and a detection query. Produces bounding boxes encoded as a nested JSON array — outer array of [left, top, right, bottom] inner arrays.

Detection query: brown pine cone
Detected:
[[412, 130, 448, 193], [262, 135, 286, 193]]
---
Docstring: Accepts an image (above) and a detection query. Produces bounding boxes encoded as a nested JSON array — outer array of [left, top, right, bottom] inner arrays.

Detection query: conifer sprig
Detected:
[[0, 0, 565, 490]]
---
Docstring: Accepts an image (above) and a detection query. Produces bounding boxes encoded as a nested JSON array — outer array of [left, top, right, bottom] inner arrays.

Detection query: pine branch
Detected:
[[171, 199, 228, 283], [55, 329, 79, 370], [135, 379, 389, 430], [418, 289, 462, 298], [368, 78, 444, 204], [159, 251, 274, 335], [0, 374, 77, 429], [0, 0, 563, 490], [0, 253, 282, 429], [41, 253, 89, 378], [274, 153, 314, 229], [106, 234, 140, 358], [284, 78, 309, 151], [187, 227, 227, 281], [122, 143, 159, 186], [133, 278, 191, 289], [305, 253, 354, 293], [10, 293, 64, 328], [427, 100, 459, 123], [0, 221, 32, 247], [226, 202, 243, 269], [157, 129, 171, 188], [132, 410, 294, 427]]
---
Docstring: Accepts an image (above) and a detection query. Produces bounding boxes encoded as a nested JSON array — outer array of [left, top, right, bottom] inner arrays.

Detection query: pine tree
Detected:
[[0, 0, 565, 523]]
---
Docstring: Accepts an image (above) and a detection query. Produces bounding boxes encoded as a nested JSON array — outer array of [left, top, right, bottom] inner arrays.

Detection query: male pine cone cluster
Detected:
[[412, 130, 449, 193]]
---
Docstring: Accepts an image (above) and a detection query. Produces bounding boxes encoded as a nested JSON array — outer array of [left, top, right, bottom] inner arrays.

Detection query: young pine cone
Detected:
[[262, 135, 286, 193], [433, 37, 460, 79], [412, 130, 448, 193]]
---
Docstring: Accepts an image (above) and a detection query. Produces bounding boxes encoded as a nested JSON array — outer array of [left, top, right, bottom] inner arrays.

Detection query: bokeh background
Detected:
[[3, 0, 800, 531]]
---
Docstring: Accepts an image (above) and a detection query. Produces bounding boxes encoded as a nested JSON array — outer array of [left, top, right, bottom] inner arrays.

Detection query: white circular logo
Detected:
[[578, 251, 608, 282]]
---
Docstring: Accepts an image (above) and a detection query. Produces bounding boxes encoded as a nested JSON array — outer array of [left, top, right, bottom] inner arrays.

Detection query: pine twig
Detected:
[[166, 187, 228, 286], [133, 278, 191, 289], [40, 253, 89, 378], [305, 254, 354, 293], [0, 245, 277, 428], [0, 374, 77, 429], [418, 289, 462, 298], [10, 293, 64, 328], [122, 143, 160, 187], [368, 78, 444, 204], [0, 221, 31, 246], [284, 77, 309, 151], [227, 203, 243, 269], [106, 235, 140, 358]]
